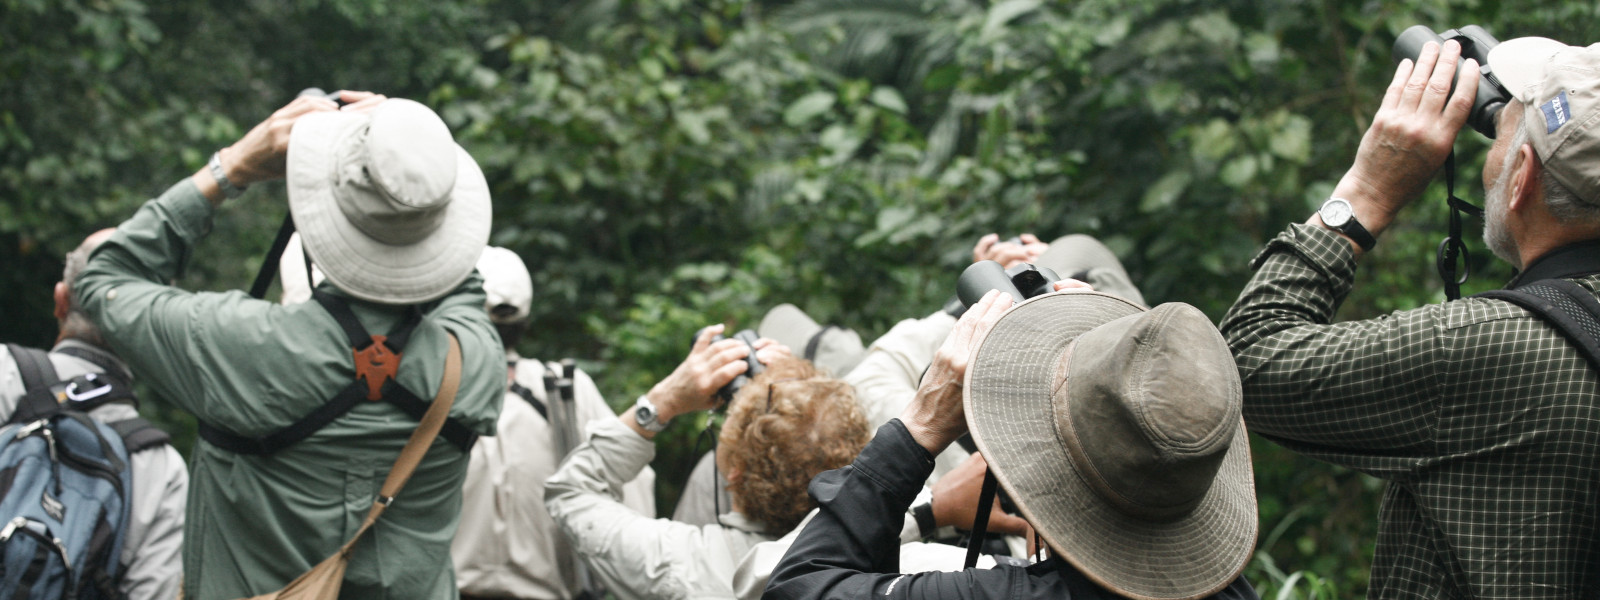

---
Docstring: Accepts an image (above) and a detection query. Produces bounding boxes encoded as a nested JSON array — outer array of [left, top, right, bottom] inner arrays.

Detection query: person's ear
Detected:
[[723, 465, 743, 486], [1506, 142, 1543, 213], [53, 282, 70, 321]]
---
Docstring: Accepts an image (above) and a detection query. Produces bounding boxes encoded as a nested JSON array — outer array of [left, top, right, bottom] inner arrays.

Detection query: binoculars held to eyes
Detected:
[[1392, 25, 1510, 138], [691, 328, 766, 406], [956, 260, 1061, 309]]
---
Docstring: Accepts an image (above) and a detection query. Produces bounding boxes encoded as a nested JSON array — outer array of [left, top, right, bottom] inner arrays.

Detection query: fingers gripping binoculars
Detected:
[[1392, 25, 1512, 138], [691, 328, 765, 406]]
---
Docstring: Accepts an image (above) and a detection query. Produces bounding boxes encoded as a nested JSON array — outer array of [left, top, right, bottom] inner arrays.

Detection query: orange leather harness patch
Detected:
[[354, 335, 403, 401]]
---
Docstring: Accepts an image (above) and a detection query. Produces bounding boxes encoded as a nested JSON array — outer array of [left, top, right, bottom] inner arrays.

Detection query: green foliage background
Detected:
[[4, 0, 1598, 596]]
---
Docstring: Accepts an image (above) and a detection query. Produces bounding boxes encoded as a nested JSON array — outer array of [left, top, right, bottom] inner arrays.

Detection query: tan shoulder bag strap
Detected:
[[235, 333, 463, 600]]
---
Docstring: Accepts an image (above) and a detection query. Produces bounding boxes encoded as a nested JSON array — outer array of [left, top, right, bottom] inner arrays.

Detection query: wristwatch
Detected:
[[1318, 197, 1376, 252], [633, 395, 670, 433], [209, 151, 248, 199]]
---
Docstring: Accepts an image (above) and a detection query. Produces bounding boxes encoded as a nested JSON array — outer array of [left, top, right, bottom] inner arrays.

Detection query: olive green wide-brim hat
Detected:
[[964, 292, 1257, 600]]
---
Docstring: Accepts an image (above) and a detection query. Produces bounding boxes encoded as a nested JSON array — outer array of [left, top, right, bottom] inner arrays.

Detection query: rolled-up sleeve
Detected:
[[1218, 223, 1445, 473]]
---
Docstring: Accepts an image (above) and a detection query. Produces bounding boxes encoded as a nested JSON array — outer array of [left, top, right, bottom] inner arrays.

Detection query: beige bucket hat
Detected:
[[758, 304, 866, 376], [287, 98, 490, 304], [1487, 38, 1600, 204], [1033, 234, 1145, 306], [964, 292, 1256, 600]]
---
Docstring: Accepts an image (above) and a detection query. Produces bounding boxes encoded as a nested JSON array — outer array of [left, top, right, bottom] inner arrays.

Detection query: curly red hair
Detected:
[[719, 357, 870, 534]]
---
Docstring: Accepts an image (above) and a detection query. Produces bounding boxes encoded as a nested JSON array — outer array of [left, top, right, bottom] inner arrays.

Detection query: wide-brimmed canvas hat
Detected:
[[1034, 234, 1145, 306], [1487, 38, 1600, 204], [476, 246, 533, 324], [287, 98, 490, 304], [758, 304, 866, 376], [964, 292, 1255, 600]]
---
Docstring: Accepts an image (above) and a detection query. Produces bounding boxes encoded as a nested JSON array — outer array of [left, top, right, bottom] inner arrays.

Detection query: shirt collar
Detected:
[[51, 338, 132, 381], [1507, 238, 1600, 288]]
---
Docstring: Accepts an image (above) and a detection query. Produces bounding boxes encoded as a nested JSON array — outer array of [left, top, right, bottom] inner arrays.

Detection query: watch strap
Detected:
[[209, 151, 248, 199], [1321, 198, 1377, 252]]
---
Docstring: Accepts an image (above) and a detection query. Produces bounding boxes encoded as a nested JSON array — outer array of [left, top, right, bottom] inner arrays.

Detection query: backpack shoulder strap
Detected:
[[508, 381, 549, 420], [1477, 278, 1600, 373], [6, 343, 64, 425], [110, 418, 171, 454], [7, 343, 59, 392]]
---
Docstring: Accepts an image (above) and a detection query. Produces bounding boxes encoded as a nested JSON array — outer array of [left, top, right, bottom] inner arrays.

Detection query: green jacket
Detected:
[[75, 179, 503, 600]]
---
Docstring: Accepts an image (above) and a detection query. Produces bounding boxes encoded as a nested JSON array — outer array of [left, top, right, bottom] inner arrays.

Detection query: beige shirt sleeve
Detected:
[[843, 311, 970, 482]]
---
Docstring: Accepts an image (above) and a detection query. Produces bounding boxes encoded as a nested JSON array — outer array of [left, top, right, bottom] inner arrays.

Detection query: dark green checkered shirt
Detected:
[[1220, 223, 1600, 599]]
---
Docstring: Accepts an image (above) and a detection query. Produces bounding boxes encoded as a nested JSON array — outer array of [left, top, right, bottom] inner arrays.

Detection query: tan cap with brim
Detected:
[[758, 304, 866, 376], [1488, 37, 1600, 204], [964, 292, 1256, 600], [287, 98, 490, 305]]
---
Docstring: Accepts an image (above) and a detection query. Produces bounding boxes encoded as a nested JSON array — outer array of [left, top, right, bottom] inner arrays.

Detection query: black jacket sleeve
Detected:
[[765, 419, 1261, 600]]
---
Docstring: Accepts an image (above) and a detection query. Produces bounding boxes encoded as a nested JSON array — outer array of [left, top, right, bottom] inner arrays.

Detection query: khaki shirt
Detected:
[[453, 354, 654, 599], [546, 418, 772, 600], [75, 180, 504, 600]]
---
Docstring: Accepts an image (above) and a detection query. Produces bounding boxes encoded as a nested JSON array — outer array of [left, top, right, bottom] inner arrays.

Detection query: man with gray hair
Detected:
[[0, 229, 188, 599], [1221, 38, 1600, 598]]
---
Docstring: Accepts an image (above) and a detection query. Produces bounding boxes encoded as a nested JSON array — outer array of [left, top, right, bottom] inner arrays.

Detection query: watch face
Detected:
[[1321, 198, 1353, 228]]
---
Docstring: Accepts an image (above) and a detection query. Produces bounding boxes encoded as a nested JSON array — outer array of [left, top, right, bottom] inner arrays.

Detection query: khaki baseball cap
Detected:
[[1488, 38, 1600, 204]]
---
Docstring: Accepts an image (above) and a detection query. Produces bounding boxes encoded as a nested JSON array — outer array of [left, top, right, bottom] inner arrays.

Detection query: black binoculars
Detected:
[[691, 328, 765, 406], [1392, 25, 1510, 138], [956, 260, 1061, 308]]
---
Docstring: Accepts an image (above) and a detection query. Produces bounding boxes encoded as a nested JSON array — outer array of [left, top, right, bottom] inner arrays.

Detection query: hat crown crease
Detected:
[[330, 100, 461, 247], [1055, 304, 1240, 521]]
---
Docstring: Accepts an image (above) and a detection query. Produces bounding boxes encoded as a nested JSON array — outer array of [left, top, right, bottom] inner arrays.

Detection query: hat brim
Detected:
[[759, 304, 823, 349], [1488, 37, 1570, 106], [964, 292, 1257, 600], [287, 111, 490, 305]]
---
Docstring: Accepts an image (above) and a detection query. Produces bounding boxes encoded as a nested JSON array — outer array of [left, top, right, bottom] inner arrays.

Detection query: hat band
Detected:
[[1058, 340, 1204, 522]]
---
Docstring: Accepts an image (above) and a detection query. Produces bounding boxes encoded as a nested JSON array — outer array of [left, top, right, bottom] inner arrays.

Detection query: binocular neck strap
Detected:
[[1436, 151, 1484, 301], [963, 467, 1001, 569], [249, 215, 297, 300]]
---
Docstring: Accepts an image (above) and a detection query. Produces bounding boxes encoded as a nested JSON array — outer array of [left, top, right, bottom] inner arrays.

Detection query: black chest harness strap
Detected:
[[197, 291, 478, 455], [1473, 240, 1600, 374]]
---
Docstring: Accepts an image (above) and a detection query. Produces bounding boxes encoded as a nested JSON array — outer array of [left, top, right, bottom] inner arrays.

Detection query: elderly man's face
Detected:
[[1482, 102, 1525, 267]]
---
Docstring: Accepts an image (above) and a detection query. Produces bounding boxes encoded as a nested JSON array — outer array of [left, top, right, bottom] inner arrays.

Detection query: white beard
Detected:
[[1483, 169, 1521, 269]]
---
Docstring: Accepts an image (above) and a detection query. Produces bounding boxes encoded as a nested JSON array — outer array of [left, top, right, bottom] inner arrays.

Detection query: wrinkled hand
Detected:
[[1332, 40, 1477, 238], [932, 453, 1034, 539], [901, 289, 1013, 454], [220, 95, 340, 187], [647, 324, 752, 420], [973, 234, 1046, 269]]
